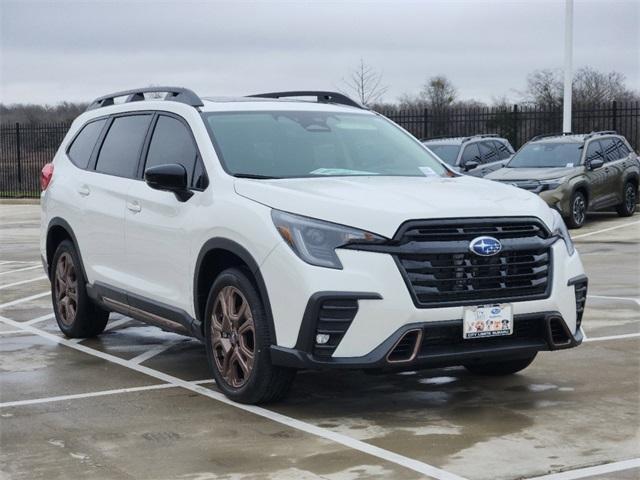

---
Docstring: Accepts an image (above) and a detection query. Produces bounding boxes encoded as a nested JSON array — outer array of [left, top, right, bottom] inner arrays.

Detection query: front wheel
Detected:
[[204, 268, 295, 404], [616, 181, 637, 217], [566, 191, 587, 229], [464, 353, 537, 376]]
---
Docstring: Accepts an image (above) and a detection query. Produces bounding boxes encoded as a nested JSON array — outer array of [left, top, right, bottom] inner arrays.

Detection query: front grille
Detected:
[[393, 219, 553, 307], [312, 298, 359, 360]]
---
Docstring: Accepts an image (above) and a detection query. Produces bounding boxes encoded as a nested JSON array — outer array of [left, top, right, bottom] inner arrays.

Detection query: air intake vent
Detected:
[[549, 317, 571, 345], [312, 298, 359, 360], [387, 329, 422, 363], [573, 279, 588, 329]]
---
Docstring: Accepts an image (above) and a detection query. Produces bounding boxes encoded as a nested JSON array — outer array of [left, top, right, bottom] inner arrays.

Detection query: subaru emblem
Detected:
[[469, 236, 502, 256]]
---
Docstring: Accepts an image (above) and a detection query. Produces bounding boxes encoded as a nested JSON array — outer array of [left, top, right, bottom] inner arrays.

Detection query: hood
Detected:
[[486, 166, 582, 181], [234, 175, 554, 238]]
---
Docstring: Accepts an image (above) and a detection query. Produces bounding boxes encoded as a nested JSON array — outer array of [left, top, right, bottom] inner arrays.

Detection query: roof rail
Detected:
[[461, 133, 499, 142], [86, 87, 204, 111], [585, 130, 617, 139], [530, 132, 574, 142], [247, 91, 364, 109]]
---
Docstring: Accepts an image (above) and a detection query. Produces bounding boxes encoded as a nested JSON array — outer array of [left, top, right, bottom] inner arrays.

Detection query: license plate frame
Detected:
[[463, 304, 513, 339]]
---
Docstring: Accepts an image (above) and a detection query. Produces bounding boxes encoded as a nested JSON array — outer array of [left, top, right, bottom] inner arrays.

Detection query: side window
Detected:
[[613, 138, 631, 158], [67, 119, 107, 169], [145, 115, 200, 186], [585, 140, 604, 164], [460, 143, 481, 165], [599, 138, 620, 162], [493, 140, 513, 160], [96, 115, 152, 178], [478, 141, 498, 164]]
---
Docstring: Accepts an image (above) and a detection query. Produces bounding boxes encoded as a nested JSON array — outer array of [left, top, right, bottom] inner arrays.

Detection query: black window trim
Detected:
[[583, 139, 604, 166], [138, 111, 209, 192], [460, 142, 481, 166], [65, 116, 111, 170], [90, 111, 155, 180]]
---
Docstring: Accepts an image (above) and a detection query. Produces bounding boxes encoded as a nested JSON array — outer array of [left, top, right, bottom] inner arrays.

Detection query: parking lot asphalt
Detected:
[[1, 204, 639, 480]]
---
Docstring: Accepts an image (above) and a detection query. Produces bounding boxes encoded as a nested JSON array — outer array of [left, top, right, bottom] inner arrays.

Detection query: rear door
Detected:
[[600, 137, 627, 205], [124, 113, 208, 315], [74, 113, 152, 289]]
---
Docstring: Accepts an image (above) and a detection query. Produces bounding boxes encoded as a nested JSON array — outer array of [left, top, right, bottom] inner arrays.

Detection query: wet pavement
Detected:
[[1, 204, 639, 480]]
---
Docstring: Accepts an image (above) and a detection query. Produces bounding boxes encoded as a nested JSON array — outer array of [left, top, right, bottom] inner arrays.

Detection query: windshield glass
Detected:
[[508, 142, 582, 168], [202, 111, 448, 178], [423, 145, 460, 165]]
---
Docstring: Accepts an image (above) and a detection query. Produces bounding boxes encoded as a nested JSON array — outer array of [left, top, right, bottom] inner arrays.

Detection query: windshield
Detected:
[[423, 145, 460, 165], [508, 142, 583, 168], [202, 111, 448, 178]]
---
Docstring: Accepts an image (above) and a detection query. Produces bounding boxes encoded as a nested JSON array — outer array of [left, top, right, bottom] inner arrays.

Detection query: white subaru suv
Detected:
[[40, 87, 588, 404]]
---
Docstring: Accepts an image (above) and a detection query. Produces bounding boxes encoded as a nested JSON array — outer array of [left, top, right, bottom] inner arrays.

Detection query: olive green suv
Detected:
[[486, 131, 639, 228]]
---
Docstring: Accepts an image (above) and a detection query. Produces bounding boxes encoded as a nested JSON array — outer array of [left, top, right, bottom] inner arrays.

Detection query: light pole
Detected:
[[563, 0, 574, 133]]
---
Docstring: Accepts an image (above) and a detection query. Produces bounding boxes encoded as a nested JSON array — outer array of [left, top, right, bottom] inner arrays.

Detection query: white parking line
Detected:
[[24, 313, 55, 325], [526, 457, 640, 480], [0, 329, 31, 335], [572, 220, 640, 240], [0, 265, 43, 276], [0, 275, 48, 291], [0, 313, 468, 480], [0, 384, 177, 408], [129, 341, 182, 364], [588, 294, 640, 306], [584, 332, 640, 343], [0, 291, 50, 309]]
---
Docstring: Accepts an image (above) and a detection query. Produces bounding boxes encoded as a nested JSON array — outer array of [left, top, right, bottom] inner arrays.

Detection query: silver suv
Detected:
[[422, 134, 515, 177]]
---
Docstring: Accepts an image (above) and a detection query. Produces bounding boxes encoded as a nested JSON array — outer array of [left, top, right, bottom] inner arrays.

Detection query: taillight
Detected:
[[41, 163, 54, 190]]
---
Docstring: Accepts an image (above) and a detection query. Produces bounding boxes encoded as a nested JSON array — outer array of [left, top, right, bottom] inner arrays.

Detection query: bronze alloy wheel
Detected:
[[54, 252, 78, 326], [210, 286, 256, 388]]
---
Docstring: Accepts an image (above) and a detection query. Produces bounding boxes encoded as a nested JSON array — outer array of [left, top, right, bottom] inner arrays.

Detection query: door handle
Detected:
[[126, 201, 141, 213], [77, 186, 90, 196]]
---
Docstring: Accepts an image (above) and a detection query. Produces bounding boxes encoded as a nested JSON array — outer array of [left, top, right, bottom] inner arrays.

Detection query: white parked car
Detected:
[[40, 88, 588, 404]]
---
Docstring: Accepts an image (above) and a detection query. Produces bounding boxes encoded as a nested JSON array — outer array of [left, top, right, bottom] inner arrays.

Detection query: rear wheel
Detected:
[[51, 240, 109, 338], [204, 268, 295, 404], [616, 181, 637, 217], [566, 190, 587, 229], [464, 353, 537, 376]]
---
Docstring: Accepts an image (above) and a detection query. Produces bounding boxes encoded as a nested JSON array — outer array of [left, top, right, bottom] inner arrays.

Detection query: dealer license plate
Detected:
[[463, 304, 513, 339]]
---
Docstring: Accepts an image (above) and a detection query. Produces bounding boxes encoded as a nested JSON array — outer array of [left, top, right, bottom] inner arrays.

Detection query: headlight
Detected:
[[550, 209, 575, 256], [540, 177, 566, 191], [271, 210, 387, 269]]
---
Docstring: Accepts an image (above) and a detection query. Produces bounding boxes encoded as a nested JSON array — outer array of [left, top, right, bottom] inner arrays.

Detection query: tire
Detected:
[[616, 181, 637, 217], [51, 239, 109, 338], [566, 190, 587, 229], [204, 267, 295, 404], [464, 353, 537, 376]]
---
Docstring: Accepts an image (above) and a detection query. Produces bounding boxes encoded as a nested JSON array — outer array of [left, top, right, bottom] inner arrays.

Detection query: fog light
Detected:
[[315, 334, 330, 344]]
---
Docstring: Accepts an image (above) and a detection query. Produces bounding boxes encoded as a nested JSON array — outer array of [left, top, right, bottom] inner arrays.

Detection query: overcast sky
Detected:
[[1, 0, 638, 105]]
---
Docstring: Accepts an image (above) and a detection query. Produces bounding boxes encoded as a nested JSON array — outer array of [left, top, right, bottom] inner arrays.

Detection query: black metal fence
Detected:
[[1, 102, 638, 198]]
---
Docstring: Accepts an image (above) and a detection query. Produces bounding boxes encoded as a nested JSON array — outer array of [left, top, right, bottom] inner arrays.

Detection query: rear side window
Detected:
[[478, 141, 499, 164], [95, 115, 152, 178], [613, 138, 631, 158], [145, 115, 199, 186], [599, 138, 619, 162], [67, 119, 106, 169], [492, 140, 513, 160]]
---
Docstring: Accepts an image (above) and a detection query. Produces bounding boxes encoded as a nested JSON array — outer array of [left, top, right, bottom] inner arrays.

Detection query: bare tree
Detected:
[[522, 68, 563, 107], [341, 58, 388, 107], [421, 75, 457, 111]]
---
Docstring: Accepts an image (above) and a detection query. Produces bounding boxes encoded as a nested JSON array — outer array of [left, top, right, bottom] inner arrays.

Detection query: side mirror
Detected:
[[144, 163, 193, 201], [463, 160, 479, 171], [588, 158, 604, 170]]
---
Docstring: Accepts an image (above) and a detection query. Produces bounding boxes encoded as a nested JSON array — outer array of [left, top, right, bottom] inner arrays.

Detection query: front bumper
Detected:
[[260, 231, 587, 369]]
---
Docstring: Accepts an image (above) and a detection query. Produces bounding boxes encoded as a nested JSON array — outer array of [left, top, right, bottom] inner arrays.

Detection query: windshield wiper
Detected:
[[233, 173, 282, 179]]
